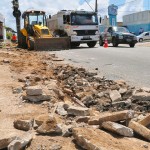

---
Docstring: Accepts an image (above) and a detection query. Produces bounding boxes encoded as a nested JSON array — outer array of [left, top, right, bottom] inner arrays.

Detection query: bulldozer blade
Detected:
[[34, 37, 70, 51]]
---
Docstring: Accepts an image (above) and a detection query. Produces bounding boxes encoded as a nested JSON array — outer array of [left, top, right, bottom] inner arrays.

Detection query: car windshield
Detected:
[[113, 27, 129, 33], [71, 13, 98, 25]]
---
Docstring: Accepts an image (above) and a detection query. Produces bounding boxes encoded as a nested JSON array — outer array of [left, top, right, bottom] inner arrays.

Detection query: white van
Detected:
[[137, 32, 150, 42]]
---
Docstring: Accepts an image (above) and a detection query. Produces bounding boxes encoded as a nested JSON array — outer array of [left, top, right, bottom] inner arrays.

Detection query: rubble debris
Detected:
[[26, 86, 43, 96], [8, 132, 33, 150], [88, 110, 134, 125], [35, 114, 50, 126], [129, 121, 150, 141], [132, 92, 150, 101], [3, 59, 10, 63], [73, 127, 150, 150], [56, 102, 67, 116], [138, 114, 150, 127], [36, 117, 62, 135], [109, 90, 122, 102], [49, 144, 62, 150], [67, 106, 90, 116], [14, 117, 34, 131], [22, 94, 51, 102], [0, 133, 16, 149], [102, 121, 134, 137], [75, 116, 90, 123]]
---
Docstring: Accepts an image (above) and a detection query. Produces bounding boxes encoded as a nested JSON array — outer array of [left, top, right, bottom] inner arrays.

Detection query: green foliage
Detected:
[[6, 31, 12, 39]]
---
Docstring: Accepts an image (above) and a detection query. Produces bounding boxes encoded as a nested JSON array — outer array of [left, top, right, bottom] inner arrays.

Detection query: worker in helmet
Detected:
[[11, 33, 17, 43]]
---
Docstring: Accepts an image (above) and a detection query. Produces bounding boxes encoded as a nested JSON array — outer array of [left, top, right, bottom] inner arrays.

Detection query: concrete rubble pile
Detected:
[[1, 50, 150, 149]]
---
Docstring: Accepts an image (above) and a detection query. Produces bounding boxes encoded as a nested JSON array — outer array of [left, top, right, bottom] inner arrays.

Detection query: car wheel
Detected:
[[129, 43, 135, 48], [139, 38, 143, 42], [87, 41, 97, 48], [99, 37, 104, 46], [71, 42, 80, 48], [112, 38, 118, 47]]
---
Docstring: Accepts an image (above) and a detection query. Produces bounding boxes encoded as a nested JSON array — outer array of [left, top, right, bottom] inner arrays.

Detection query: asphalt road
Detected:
[[52, 43, 150, 88]]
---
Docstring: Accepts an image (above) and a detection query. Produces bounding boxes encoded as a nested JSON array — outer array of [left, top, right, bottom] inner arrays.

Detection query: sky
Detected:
[[0, 0, 149, 31]]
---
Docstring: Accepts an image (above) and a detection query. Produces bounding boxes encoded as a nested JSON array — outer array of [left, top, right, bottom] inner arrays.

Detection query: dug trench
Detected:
[[0, 47, 150, 150]]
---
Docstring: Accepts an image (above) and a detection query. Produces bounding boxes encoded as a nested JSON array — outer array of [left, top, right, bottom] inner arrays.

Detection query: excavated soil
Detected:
[[0, 47, 149, 150]]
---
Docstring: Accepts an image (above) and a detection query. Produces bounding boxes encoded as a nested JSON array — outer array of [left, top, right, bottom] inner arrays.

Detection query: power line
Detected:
[[84, 0, 94, 11]]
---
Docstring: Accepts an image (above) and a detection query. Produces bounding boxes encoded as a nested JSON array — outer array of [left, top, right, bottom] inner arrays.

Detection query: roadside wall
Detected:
[[123, 10, 150, 35]]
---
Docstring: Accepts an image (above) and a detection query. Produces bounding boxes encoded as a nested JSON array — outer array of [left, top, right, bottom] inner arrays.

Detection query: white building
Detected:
[[123, 10, 150, 35]]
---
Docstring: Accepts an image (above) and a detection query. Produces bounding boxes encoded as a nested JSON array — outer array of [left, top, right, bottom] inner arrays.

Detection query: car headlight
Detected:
[[95, 31, 99, 35], [72, 31, 77, 36], [118, 35, 123, 39]]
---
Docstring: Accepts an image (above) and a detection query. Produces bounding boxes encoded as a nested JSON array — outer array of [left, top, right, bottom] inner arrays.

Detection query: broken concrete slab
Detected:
[[75, 116, 90, 123], [73, 127, 150, 150], [132, 92, 150, 101], [0, 133, 16, 149], [102, 121, 134, 137], [26, 86, 42, 96], [36, 117, 62, 135], [34, 114, 50, 126], [14, 117, 34, 131], [109, 90, 122, 102], [138, 114, 150, 127], [56, 102, 67, 116], [8, 132, 33, 150], [129, 121, 150, 141], [22, 94, 51, 102], [88, 110, 134, 125], [67, 106, 90, 116]]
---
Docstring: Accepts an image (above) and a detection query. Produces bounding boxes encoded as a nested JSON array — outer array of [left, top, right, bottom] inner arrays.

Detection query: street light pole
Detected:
[[12, 0, 21, 47], [95, 0, 98, 13]]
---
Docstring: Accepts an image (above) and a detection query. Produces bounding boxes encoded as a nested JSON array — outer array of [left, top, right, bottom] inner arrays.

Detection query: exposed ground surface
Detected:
[[0, 45, 150, 150]]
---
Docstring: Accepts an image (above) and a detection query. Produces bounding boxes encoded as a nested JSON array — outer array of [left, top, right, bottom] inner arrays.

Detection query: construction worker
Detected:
[[11, 33, 17, 43]]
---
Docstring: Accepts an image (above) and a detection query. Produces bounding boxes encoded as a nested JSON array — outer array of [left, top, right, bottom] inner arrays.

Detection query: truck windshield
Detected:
[[113, 27, 129, 33], [29, 13, 46, 26], [71, 14, 98, 25]]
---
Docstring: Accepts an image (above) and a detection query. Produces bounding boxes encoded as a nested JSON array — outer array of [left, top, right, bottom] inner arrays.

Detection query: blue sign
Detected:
[[108, 4, 118, 16]]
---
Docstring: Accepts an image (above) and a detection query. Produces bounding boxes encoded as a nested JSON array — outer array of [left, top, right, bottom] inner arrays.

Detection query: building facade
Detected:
[[123, 10, 150, 35], [0, 13, 5, 41]]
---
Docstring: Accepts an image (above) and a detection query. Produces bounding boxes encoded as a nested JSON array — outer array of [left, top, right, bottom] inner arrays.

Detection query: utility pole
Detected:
[[95, 0, 98, 13], [12, 0, 21, 47]]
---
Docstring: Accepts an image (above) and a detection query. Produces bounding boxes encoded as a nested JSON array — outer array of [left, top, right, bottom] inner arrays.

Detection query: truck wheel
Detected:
[[129, 43, 135, 48], [99, 37, 104, 46], [87, 41, 97, 48], [20, 33, 27, 49], [71, 42, 80, 48], [112, 38, 118, 47], [27, 39, 34, 50]]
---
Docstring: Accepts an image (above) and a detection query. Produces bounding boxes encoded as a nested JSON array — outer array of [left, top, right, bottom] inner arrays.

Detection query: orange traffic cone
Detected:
[[104, 38, 108, 48]]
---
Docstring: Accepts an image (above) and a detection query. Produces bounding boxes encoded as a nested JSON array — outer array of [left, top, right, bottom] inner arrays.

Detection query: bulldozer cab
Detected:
[[20, 10, 70, 50], [22, 10, 46, 36]]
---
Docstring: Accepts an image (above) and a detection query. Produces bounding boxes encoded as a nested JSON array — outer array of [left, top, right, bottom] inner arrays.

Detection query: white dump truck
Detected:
[[47, 10, 99, 48], [0, 13, 5, 42]]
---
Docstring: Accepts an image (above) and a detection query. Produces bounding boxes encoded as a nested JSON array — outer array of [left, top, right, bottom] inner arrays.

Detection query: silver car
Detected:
[[137, 32, 150, 42]]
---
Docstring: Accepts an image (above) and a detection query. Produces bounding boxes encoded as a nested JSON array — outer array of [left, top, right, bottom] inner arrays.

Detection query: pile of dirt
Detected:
[[0, 48, 150, 150]]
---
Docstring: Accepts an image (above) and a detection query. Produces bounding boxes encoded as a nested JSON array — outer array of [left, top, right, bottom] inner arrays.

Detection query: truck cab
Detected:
[[47, 10, 99, 48]]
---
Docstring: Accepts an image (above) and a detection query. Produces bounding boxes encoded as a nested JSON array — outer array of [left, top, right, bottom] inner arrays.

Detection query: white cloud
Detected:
[[0, 0, 145, 30], [117, 0, 144, 21]]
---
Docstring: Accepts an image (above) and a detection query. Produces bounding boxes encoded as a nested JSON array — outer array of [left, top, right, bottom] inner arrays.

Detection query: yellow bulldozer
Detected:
[[19, 10, 70, 50]]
